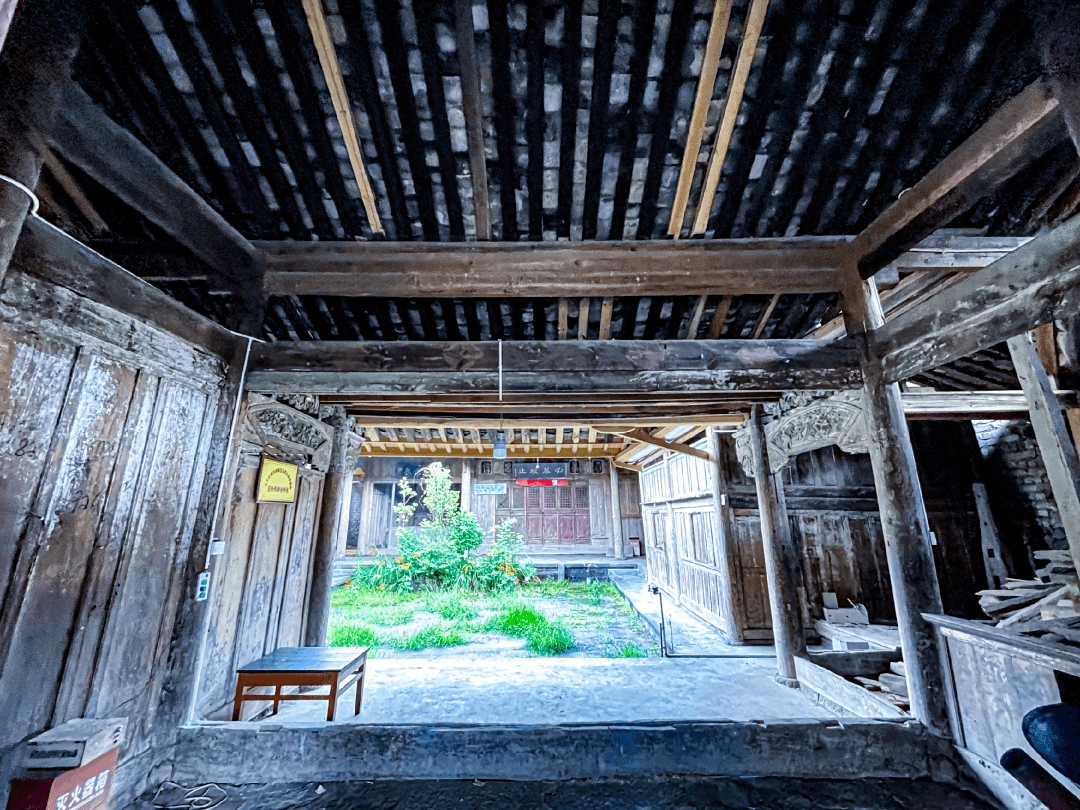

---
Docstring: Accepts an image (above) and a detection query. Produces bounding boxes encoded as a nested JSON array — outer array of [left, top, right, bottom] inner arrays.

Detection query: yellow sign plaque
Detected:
[[257, 458, 298, 503]]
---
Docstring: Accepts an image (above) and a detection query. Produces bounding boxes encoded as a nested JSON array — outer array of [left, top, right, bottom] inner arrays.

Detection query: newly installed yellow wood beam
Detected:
[[577, 298, 590, 339], [668, 0, 734, 236], [706, 294, 734, 339], [693, 0, 771, 234], [301, 0, 383, 233], [685, 294, 709, 339], [599, 297, 614, 339], [558, 298, 569, 339], [617, 427, 710, 460], [750, 293, 781, 338]]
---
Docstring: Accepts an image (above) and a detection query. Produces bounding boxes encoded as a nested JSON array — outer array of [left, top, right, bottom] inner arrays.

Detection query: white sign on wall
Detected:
[[475, 482, 507, 495]]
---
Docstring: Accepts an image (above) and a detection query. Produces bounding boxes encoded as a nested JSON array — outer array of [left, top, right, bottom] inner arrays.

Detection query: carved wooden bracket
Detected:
[[734, 390, 868, 477], [241, 393, 334, 471]]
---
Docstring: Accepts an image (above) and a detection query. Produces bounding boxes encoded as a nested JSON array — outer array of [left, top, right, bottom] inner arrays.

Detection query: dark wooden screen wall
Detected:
[[641, 430, 985, 643], [0, 235, 230, 790]]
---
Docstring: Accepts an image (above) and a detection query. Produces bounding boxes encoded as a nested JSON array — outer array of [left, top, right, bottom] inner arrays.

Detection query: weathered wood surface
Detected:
[[1007, 333, 1080, 573], [706, 428, 742, 642], [13, 216, 241, 360], [793, 657, 906, 719], [47, 83, 265, 333], [749, 406, 807, 682], [257, 237, 848, 297], [874, 210, 1080, 383], [608, 461, 625, 559], [248, 339, 862, 395], [851, 81, 1063, 279]]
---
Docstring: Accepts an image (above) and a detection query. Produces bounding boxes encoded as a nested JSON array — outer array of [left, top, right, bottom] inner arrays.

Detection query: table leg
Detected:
[[232, 676, 247, 721], [272, 684, 282, 715], [327, 680, 338, 722], [354, 664, 365, 715]]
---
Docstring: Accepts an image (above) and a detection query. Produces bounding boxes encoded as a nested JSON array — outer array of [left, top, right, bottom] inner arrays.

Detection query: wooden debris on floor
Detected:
[[977, 551, 1079, 630], [852, 659, 910, 711]]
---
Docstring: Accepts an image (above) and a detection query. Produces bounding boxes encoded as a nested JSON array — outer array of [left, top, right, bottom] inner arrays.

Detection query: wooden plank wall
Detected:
[[641, 429, 985, 642], [0, 267, 229, 789]]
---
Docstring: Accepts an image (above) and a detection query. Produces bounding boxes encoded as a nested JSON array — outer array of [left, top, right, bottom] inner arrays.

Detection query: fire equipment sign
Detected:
[[257, 458, 298, 503]]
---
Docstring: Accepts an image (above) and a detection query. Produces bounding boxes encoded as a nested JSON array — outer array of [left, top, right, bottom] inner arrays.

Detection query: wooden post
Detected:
[[357, 474, 375, 556], [747, 405, 806, 685], [460, 458, 473, 513], [305, 407, 362, 646], [0, 0, 88, 284], [706, 427, 743, 642], [1007, 331, 1080, 573], [609, 460, 625, 558], [842, 269, 950, 735]]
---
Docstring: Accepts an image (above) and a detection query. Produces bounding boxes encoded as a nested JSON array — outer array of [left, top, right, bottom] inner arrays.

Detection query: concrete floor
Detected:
[[264, 657, 836, 724]]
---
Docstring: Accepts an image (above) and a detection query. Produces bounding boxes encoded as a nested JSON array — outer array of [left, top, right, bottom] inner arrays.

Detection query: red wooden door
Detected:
[[523, 483, 590, 544]]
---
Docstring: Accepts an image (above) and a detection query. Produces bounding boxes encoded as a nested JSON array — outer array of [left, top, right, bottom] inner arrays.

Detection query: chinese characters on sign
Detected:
[[48, 749, 117, 810], [256, 458, 298, 503], [514, 479, 570, 487]]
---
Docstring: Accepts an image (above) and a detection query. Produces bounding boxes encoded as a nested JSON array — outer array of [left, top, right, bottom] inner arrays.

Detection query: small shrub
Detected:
[[329, 623, 379, 647], [485, 602, 575, 655], [525, 621, 575, 655]]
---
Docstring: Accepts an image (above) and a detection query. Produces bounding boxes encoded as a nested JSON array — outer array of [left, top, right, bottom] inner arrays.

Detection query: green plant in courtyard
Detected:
[[385, 621, 471, 650], [328, 623, 379, 647], [352, 462, 533, 593], [485, 602, 576, 655], [606, 643, 647, 658]]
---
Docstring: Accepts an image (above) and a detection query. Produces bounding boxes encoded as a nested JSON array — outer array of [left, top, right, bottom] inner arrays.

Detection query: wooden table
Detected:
[[232, 646, 368, 721]]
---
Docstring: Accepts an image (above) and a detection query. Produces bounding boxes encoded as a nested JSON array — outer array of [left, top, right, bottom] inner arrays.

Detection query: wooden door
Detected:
[[522, 483, 590, 544]]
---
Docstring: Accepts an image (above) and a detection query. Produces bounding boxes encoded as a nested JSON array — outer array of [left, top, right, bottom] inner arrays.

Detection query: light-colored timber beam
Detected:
[[300, 0, 382, 233], [246, 338, 862, 395], [873, 210, 1080, 384], [359, 443, 626, 459], [668, 0, 734, 236], [346, 415, 744, 430], [257, 237, 848, 297], [614, 427, 710, 461], [850, 81, 1064, 279], [693, 0, 771, 235]]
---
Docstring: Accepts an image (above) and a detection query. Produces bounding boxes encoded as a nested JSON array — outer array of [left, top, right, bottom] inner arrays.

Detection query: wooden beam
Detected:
[[453, 0, 491, 240], [48, 83, 265, 333], [1007, 332, 1080, 572], [693, 0, 771, 235], [41, 148, 107, 232], [300, 0, 382, 233], [685, 294, 708, 339], [258, 237, 847, 297], [750, 293, 781, 339], [884, 233, 1034, 273], [577, 297, 590, 339], [850, 81, 1064, 279], [706, 295, 733, 339], [598, 297, 614, 340], [668, 0, 734, 236], [343, 415, 745, 430], [900, 389, 1078, 420], [557, 297, 569, 339], [874, 211, 1080, 384], [615, 427, 709, 460], [247, 339, 863, 395]]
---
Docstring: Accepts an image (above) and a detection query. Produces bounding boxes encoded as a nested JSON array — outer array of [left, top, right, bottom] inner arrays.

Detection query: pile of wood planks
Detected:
[[853, 660, 909, 712], [977, 551, 1079, 628]]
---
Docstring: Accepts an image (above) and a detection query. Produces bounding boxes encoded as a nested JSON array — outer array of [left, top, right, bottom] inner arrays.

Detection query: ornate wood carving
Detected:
[[241, 393, 334, 471], [734, 391, 868, 477]]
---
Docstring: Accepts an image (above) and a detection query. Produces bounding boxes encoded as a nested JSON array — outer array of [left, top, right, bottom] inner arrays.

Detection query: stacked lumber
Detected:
[[977, 551, 1079, 628], [853, 660, 910, 712]]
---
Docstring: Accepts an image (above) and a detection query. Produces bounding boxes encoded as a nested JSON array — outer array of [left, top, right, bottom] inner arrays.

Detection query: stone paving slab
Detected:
[[264, 657, 835, 724]]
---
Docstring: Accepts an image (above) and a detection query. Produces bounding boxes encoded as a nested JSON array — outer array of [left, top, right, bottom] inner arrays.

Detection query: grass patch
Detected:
[[607, 643, 647, 658], [422, 593, 480, 621], [328, 623, 379, 647], [485, 602, 575, 655], [385, 621, 471, 650]]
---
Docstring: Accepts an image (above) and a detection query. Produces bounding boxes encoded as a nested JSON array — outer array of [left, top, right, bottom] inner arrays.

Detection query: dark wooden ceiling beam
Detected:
[[850, 81, 1065, 280], [258, 237, 847, 297], [48, 83, 266, 334], [246, 338, 862, 395], [874, 211, 1080, 383]]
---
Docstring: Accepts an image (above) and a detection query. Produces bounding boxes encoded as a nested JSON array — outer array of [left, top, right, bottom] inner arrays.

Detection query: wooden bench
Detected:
[[232, 646, 368, 721]]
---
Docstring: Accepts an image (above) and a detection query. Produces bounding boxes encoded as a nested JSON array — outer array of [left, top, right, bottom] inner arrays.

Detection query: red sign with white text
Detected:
[[515, 479, 569, 487], [47, 749, 117, 810]]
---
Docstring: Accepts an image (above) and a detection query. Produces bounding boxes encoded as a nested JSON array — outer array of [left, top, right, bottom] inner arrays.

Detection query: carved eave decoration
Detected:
[[734, 390, 869, 477], [242, 394, 334, 472]]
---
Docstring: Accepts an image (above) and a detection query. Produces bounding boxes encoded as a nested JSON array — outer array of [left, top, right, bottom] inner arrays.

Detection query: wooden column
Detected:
[[609, 461, 625, 558], [357, 475, 375, 556], [334, 459, 360, 557], [842, 270, 949, 734], [706, 427, 744, 642], [748, 406, 806, 685], [0, 0, 88, 283], [460, 458, 473, 513], [305, 407, 361, 646], [1008, 332, 1080, 572]]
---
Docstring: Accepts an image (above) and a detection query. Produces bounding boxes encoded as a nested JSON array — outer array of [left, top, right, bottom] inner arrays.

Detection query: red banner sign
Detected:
[[515, 479, 569, 487], [48, 749, 117, 810]]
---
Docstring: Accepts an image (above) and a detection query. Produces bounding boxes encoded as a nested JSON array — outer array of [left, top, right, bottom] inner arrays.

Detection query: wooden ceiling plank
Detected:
[[578, 297, 591, 338], [300, 0, 383, 233], [850, 81, 1062, 279], [693, 0, 772, 235], [750, 293, 781, 339], [685, 294, 709, 339], [599, 297, 614, 339], [453, 0, 491, 240], [706, 295, 734, 339], [668, 0, 735, 236]]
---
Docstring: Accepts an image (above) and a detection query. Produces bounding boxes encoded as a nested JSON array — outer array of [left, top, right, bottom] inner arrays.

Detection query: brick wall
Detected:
[[972, 420, 1067, 566]]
